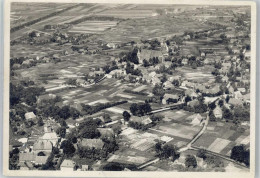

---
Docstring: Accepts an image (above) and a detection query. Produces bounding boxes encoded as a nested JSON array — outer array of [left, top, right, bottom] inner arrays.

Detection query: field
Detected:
[[193, 121, 250, 156], [69, 20, 118, 34]]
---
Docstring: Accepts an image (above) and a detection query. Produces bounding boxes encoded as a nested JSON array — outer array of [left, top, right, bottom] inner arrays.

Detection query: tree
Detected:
[[161, 74, 167, 83], [218, 99, 224, 107], [209, 110, 216, 122], [56, 127, 66, 138], [185, 96, 192, 103], [37, 117, 44, 126], [156, 144, 180, 161], [60, 140, 75, 157], [208, 102, 216, 110], [185, 155, 197, 168], [223, 106, 233, 120], [103, 113, 112, 123], [197, 149, 207, 160], [230, 145, 249, 166], [123, 111, 131, 122]]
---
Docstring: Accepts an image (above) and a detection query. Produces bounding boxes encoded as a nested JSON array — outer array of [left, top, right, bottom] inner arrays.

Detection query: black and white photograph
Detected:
[[3, 0, 256, 177]]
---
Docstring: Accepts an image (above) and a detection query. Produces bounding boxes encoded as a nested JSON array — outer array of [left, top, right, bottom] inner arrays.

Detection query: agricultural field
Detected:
[[69, 20, 118, 34], [193, 121, 250, 156]]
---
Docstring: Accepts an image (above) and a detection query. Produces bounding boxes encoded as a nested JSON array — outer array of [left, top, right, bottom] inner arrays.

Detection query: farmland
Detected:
[[9, 3, 251, 173]]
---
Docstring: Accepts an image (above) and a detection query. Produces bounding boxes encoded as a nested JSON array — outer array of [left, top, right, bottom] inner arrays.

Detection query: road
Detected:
[[179, 113, 209, 152]]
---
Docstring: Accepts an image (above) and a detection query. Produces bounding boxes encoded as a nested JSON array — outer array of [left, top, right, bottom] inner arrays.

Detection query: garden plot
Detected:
[[207, 138, 231, 153], [157, 124, 200, 140]]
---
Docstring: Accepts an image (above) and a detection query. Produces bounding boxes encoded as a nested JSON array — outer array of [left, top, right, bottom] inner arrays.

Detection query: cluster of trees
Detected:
[[152, 84, 165, 101], [197, 149, 224, 168], [41, 105, 81, 120], [81, 101, 127, 116], [188, 56, 203, 69], [60, 140, 76, 157], [78, 138, 119, 160], [155, 142, 180, 161], [9, 148, 19, 170], [11, 4, 80, 33], [185, 155, 197, 168], [103, 64, 119, 74], [102, 162, 137, 171], [125, 62, 142, 76], [77, 118, 101, 139], [143, 57, 160, 67], [129, 102, 152, 116], [10, 83, 45, 107], [230, 145, 249, 167], [184, 101, 207, 113], [128, 120, 153, 131], [119, 48, 139, 64]]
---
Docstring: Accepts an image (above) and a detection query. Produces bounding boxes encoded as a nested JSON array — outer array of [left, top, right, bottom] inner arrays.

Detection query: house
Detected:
[[60, 159, 76, 171], [182, 58, 188, 65], [35, 154, 49, 165], [221, 75, 229, 83], [80, 139, 104, 150], [220, 62, 232, 74], [162, 93, 179, 104], [81, 165, 89, 171], [40, 132, 59, 146], [168, 75, 181, 83], [97, 128, 115, 138], [234, 91, 243, 100], [185, 89, 198, 99], [213, 106, 222, 119], [228, 98, 243, 106], [162, 81, 175, 90], [203, 57, 214, 65], [76, 78, 88, 86], [71, 102, 83, 113], [187, 99, 200, 107], [151, 77, 161, 86], [22, 60, 31, 65], [130, 116, 153, 126], [242, 93, 250, 104], [33, 140, 53, 154], [19, 152, 35, 163], [25, 112, 36, 121], [227, 85, 235, 94], [187, 114, 203, 126]]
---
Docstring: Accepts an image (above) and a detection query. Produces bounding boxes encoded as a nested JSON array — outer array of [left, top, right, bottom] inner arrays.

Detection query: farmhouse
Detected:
[[97, 128, 115, 138], [228, 98, 243, 106], [25, 112, 36, 121], [185, 89, 198, 99], [188, 114, 203, 126], [60, 159, 76, 171], [162, 81, 175, 90], [213, 106, 223, 119], [80, 139, 104, 150]]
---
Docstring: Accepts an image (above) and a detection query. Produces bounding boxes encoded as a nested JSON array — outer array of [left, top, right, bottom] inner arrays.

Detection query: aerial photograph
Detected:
[[8, 2, 251, 172]]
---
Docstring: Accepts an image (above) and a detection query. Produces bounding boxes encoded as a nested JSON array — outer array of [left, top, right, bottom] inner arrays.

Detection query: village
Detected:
[[9, 4, 250, 172]]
